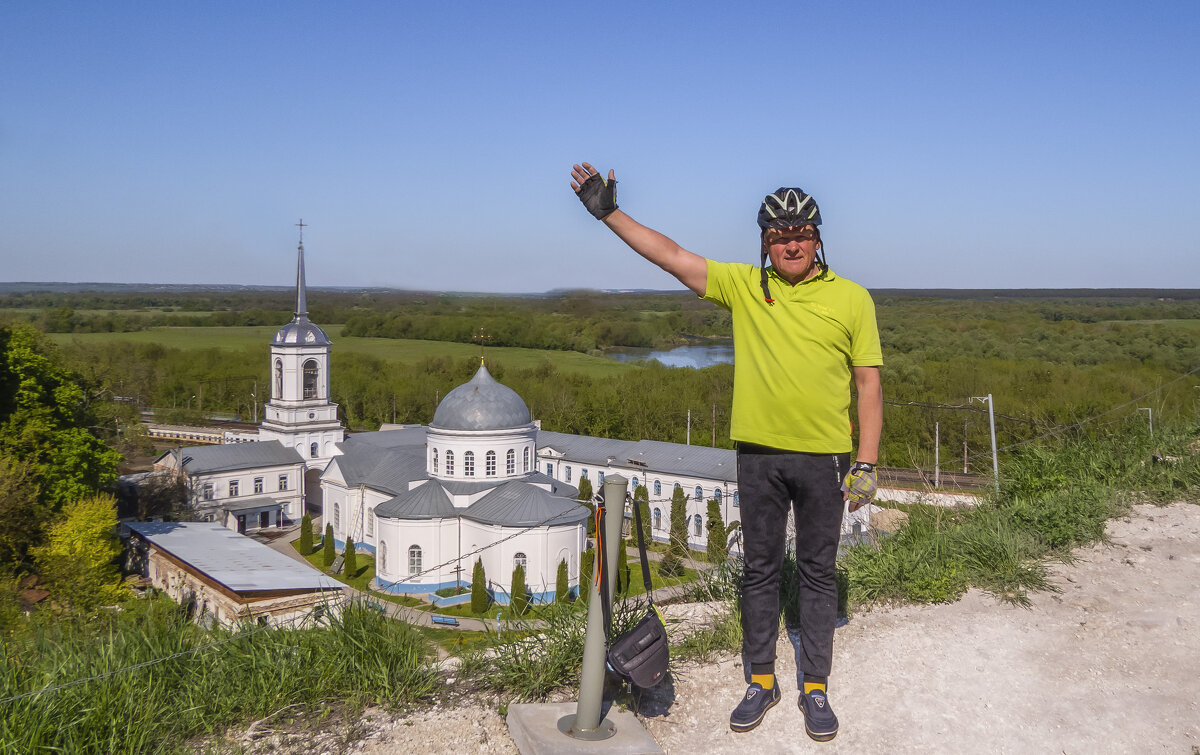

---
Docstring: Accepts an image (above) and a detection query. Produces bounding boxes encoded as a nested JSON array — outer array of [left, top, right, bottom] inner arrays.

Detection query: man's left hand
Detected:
[[842, 462, 877, 512]]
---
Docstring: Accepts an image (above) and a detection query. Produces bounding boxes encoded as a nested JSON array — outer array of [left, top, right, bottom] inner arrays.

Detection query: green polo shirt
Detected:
[[702, 260, 882, 454]]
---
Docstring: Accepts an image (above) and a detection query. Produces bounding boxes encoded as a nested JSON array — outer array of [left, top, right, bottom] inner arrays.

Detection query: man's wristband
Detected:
[[850, 461, 875, 474]]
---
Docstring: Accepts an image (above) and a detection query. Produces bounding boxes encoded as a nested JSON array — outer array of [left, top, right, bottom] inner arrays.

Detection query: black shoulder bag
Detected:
[[602, 495, 669, 688]]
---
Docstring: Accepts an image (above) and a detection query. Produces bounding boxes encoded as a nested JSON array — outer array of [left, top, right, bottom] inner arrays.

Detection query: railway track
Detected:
[[879, 467, 989, 491]]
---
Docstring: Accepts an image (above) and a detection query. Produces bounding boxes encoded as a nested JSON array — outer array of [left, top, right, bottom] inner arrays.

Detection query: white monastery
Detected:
[[153, 229, 830, 604]]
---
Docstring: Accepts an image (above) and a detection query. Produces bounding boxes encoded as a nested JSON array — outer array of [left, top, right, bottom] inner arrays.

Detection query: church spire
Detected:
[[295, 219, 308, 318]]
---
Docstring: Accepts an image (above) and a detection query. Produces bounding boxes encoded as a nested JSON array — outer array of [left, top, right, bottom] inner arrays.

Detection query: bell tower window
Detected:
[[302, 360, 319, 399]]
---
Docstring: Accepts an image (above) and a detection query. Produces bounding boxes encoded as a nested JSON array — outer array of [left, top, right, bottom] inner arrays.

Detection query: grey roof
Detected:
[[430, 363, 532, 431], [345, 427, 428, 449], [326, 442, 428, 497], [127, 522, 342, 593], [271, 317, 332, 347], [537, 431, 737, 483], [464, 481, 590, 527], [163, 441, 305, 475], [220, 497, 285, 514], [375, 483, 455, 520]]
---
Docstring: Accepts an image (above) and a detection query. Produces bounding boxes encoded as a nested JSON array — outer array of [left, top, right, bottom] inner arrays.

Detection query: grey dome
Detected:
[[430, 363, 531, 431], [272, 317, 332, 346]]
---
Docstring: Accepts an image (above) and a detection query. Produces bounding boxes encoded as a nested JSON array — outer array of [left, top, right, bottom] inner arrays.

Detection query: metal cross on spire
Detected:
[[296, 218, 307, 245], [294, 219, 309, 318], [473, 327, 492, 361]]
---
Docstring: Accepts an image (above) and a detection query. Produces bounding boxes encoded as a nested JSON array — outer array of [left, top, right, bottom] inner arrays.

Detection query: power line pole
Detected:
[[934, 421, 940, 488], [963, 419, 969, 474], [971, 394, 1000, 491], [712, 402, 716, 447], [686, 409, 691, 445]]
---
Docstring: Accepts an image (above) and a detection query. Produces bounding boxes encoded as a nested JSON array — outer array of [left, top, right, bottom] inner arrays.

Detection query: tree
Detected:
[[471, 558, 488, 612], [343, 536, 357, 577], [32, 494, 127, 611], [323, 523, 335, 568], [0, 454, 41, 574], [300, 512, 313, 555], [555, 558, 569, 602], [617, 534, 630, 596], [510, 563, 528, 616], [706, 498, 727, 563], [577, 477, 595, 535], [580, 547, 594, 603], [668, 486, 689, 559], [633, 484, 651, 547]]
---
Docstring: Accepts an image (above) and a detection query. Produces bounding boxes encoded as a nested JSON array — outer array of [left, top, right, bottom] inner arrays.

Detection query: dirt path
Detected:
[[236, 502, 1200, 754]]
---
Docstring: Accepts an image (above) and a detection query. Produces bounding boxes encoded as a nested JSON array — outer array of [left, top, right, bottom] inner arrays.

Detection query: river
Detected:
[[605, 342, 734, 369]]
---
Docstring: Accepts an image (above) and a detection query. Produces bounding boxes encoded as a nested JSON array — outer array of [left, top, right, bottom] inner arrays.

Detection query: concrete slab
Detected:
[[507, 702, 663, 755]]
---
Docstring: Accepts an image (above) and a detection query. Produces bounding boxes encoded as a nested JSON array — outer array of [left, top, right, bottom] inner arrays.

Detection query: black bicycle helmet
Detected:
[[756, 187, 826, 303]]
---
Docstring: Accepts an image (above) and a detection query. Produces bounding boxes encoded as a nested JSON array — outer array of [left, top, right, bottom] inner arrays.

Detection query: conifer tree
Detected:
[[660, 486, 690, 578], [633, 484, 651, 546], [471, 558, 488, 613], [706, 499, 727, 563], [577, 477, 595, 535], [617, 535, 630, 596], [300, 511, 313, 555], [555, 558, 569, 602], [343, 536, 357, 577], [322, 523, 335, 568], [580, 547, 594, 604], [510, 563, 528, 615]]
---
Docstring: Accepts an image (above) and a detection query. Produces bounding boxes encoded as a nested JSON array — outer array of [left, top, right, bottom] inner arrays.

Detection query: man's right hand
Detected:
[[571, 162, 619, 220]]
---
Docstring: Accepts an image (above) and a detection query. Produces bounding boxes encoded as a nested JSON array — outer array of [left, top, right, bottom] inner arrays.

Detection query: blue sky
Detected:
[[2, 2, 1197, 293]]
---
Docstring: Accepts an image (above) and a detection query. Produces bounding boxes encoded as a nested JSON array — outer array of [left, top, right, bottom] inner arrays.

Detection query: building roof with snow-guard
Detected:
[[463, 481, 590, 527], [375, 482, 456, 520], [126, 521, 343, 593], [159, 441, 305, 475], [536, 431, 736, 482]]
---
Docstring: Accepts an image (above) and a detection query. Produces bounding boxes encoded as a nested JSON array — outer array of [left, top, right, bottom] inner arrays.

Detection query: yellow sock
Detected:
[[751, 673, 775, 690], [803, 681, 826, 695]]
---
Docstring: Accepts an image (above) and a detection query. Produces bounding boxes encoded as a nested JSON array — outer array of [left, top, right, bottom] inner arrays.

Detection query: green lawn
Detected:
[[49, 325, 631, 377]]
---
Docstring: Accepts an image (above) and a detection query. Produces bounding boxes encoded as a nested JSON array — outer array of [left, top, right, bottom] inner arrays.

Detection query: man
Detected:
[[570, 163, 882, 741]]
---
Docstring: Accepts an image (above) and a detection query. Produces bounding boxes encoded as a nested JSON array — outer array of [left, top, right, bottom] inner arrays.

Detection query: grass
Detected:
[[48, 325, 632, 378], [0, 596, 436, 754]]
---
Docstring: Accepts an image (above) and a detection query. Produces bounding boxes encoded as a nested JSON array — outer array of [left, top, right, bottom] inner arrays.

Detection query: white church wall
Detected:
[[427, 428, 537, 481]]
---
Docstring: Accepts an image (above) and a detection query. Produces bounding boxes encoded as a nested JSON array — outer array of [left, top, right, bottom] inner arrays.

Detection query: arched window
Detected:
[[653, 508, 662, 530], [310, 442, 318, 458], [302, 359, 319, 399], [733, 491, 740, 507], [333, 502, 341, 531], [694, 514, 703, 537], [598, 471, 605, 485], [445, 450, 454, 476], [408, 545, 422, 575], [514, 552, 527, 569], [654, 480, 661, 496], [432, 448, 439, 474], [366, 508, 374, 536], [715, 488, 723, 504], [464, 451, 475, 476], [274, 359, 283, 398], [380, 541, 388, 573], [523, 447, 530, 472], [565, 465, 572, 481], [506, 448, 515, 474], [632, 476, 639, 489], [486, 450, 496, 476], [695, 485, 703, 501]]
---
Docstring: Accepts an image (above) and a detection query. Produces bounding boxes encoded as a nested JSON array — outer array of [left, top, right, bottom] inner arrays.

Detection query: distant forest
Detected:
[[3, 287, 1198, 474]]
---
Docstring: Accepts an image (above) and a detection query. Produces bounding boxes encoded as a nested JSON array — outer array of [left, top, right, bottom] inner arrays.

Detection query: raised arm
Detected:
[[571, 162, 708, 296]]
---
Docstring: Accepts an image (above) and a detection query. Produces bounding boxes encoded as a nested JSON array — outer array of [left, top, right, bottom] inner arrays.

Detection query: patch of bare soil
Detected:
[[219, 502, 1200, 754]]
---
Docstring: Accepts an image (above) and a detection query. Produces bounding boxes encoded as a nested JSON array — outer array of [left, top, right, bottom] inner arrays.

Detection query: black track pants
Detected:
[[737, 445, 849, 678]]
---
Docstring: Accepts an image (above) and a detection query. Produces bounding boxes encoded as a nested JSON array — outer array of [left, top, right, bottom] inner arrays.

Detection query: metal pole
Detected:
[[565, 473, 627, 740], [986, 394, 999, 491], [1138, 407, 1153, 438], [686, 409, 691, 446], [934, 421, 940, 488]]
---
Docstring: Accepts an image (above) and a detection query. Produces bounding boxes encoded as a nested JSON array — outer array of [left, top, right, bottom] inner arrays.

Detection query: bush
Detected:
[[471, 559, 488, 612], [706, 499, 727, 563], [33, 494, 128, 611], [633, 484, 651, 546], [300, 512, 313, 555], [323, 524, 335, 568], [343, 537, 358, 577], [658, 549, 685, 579], [510, 564, 528, 615], [555, 558, 569, 603], [578, 477, 595, 535], [616, 536, 630, 596], [579, 548, 594, 604], [668, 486, 689, 561]]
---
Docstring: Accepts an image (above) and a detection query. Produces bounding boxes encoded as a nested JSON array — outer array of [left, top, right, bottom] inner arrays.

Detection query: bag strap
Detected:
[[595, 500, 614, 639], [630, 493, 655, 603]]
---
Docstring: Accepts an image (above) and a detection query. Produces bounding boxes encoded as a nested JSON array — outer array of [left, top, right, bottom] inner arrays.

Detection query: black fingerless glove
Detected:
[[577, 173, 618, 220]]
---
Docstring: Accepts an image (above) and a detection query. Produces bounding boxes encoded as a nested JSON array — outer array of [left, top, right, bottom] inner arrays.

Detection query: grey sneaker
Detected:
[[729, 682, 781, 732], [798, 688, 839, 741]]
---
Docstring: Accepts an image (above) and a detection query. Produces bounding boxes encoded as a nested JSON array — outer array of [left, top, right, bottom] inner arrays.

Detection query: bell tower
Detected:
[[258, 221, 344, 467]]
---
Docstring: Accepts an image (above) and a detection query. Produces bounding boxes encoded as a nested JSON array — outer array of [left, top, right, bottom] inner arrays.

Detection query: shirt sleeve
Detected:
[[849, 289, 883, 366], [701, 259, 739, 311]]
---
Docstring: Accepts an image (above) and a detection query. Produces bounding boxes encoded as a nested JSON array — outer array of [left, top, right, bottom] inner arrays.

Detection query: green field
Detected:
[[48, 325, 632, 378]]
